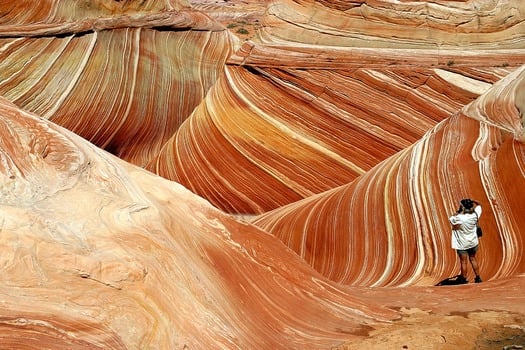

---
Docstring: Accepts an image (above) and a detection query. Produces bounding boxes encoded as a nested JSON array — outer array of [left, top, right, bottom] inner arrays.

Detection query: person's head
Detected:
[[460, 198, 474, 213]]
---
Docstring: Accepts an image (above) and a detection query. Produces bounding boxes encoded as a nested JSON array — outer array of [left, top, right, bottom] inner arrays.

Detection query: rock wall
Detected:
[[252, 65, 525, 286]]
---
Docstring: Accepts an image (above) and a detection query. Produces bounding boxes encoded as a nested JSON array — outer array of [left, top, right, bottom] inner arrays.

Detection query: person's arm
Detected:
[[472, 200, 482, 216], [449, 214, 462, 230]]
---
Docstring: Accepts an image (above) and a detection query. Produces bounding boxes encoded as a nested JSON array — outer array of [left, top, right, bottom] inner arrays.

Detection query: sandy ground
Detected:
[[334, 308, 525, 350]]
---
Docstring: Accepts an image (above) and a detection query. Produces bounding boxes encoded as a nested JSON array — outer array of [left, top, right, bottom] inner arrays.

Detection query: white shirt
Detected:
[[449, 206, 482, 250]]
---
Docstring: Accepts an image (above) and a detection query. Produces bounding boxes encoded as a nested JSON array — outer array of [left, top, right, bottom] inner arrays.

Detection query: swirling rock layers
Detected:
[[260, 0, 525, 49], [2, 0, 525, 348], [150, 0, 525, 214], [252, 65, 525, 287], [2, 89, 524, 347], [152, 47, 523, 213], [0, 5, 234, 167], [0, 97, 396, 348]]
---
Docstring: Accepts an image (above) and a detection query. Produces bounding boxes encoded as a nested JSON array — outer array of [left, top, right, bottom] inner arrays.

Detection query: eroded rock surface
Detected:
[[151, 0, 525, 214], [1, 0, 525, 349], [252, 65, 525, 287], [0, 0, 233, 167], [0, 97, 397, 348]]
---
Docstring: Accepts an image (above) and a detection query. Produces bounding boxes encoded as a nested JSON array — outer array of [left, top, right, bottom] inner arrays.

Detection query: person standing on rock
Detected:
[[448, 198, 482, 283]]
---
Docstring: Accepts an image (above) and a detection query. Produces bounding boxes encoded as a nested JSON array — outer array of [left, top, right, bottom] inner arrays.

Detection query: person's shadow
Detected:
[[435, 275, 468, 286]]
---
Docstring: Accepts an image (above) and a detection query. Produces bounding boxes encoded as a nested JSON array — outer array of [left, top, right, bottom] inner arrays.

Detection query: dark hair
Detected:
[[460, 198, 474, 210]]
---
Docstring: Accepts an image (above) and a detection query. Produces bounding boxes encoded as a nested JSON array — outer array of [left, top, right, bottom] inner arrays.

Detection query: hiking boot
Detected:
[[474, 275, 482, 283]]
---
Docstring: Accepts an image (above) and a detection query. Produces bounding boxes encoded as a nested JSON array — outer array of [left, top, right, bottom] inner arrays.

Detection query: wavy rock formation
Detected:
[[0, 0, 235, 167], [1, 85, 524, 349], [2, 0, 525, 348], [150, 0, 525, 215], [0, 0, 190, 24], [0, 97, 398, 348], [252, 64, 525, 287], [259, 0, 525, 49], [150, 61, 513, 214]]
